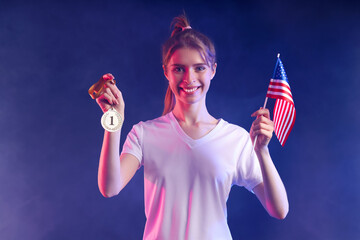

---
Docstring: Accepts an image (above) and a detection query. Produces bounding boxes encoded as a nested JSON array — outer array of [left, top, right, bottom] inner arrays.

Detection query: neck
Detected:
[[172, 99, 213, 124]]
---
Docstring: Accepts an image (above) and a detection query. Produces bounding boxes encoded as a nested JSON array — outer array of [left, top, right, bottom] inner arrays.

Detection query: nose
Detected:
[[183, 69, 195, 84]]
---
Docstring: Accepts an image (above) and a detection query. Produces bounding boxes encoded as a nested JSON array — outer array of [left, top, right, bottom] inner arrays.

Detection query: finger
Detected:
[[251, 108, 269, 118], [96, 95, 111, 112], [251, 108, 261, 118], [96, 94, 110, 105], [106, 88, 120, 105], [105, 81, 121, 98], [102, 92, 116, 105], [105, 81, 118, 95], [252, 116, 268, 126], [252, 128, 273, 139], [257, 115, 274, 126], [104, 87, 117, 102], [252, 123, 274, 135], [253, 115, 273, 128], [256, 131, 272, 141], [106, 83, 124, 107], [251, 117, 274, 133], [104, 78, 116, 87], [102, 73, 115, 81], [251, 108, 270, 119], [252, 123, 273, 134]]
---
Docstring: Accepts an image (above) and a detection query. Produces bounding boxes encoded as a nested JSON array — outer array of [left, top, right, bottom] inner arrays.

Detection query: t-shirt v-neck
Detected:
[[168, 111, 224, 148]]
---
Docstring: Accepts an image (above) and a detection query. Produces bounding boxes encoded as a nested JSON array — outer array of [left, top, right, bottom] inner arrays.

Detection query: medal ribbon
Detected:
[[88, 76, 116, 99]]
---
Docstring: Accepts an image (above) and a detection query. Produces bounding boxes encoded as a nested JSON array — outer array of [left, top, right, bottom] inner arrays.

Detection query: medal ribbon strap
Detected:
[[88, 76, 116, 99]]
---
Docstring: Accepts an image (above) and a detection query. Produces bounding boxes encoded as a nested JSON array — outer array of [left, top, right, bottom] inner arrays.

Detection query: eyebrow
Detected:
[[170, 63, 207, 67]]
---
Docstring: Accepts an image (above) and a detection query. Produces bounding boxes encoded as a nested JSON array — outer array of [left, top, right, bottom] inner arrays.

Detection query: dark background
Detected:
[[0, 0, 359, 239]]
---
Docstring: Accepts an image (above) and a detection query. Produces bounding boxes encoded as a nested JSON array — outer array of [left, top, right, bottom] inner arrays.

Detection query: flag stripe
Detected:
[[266, 57, 295, 146], [267, 85, 292, 96], [280, 105, 295, 145], [266, 92, 293, 103], [275, 100, 285, 145], [281, 106, 295, 144], [273, 99, 296, 146], [269, 79, 291, 91], [280, 106, 296, 146], [274, 100, 282, 135], [267, 79, 293, 103], [269, 79, 291, 88], [279, 102, 291, 143], [277, 101, 288, 140]]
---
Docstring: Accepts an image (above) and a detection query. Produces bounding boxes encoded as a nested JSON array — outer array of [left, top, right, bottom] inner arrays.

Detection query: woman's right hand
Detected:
[[96, 73, 125, 119]]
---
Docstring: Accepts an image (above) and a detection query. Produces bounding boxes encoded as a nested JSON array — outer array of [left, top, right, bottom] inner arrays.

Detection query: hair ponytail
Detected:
[[162, 86, 176, 115], [170, 15, 191, 37]]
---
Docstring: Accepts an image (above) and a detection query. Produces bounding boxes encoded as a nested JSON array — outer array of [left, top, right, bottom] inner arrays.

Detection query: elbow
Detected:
[[267, 201, 289, 220], [100, 191, 119, 198], [99, 186, 121, 198], [273, 209, 288, 220], [271, 205, 289, 220], [98, 179, 123, 198]]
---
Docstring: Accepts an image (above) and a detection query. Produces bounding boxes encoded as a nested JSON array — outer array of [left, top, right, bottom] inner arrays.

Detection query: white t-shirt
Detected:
[[121, 112, 263, 240]]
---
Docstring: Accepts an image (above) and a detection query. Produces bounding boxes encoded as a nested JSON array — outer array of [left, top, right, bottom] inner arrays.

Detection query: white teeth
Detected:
[[183, 87, 198, 93]]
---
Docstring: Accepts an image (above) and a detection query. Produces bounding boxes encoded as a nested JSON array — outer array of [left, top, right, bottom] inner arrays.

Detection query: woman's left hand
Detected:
[[250, 108, 274, 151]]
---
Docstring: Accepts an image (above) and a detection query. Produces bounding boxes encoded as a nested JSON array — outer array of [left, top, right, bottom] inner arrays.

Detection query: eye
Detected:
[[195, 66, 206, 72], [172, 67, 184, 73]]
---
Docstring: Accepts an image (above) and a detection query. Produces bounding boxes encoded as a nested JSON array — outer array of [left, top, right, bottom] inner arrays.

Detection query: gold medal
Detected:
[[101, 107, 123, 132]]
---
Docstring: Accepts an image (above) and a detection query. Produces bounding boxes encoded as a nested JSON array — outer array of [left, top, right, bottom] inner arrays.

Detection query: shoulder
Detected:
[[214, 119, 252, 146], [219, 119, 249, 137], [131, 113, 172, 131]]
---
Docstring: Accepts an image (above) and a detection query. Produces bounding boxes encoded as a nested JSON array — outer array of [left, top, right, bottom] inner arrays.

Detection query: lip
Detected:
[[180, 86, 201, 94]]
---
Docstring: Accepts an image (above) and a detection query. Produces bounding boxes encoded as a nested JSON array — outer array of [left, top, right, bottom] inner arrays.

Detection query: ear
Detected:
[[211, 63, 217, 80], [163, 65, 169, 80]]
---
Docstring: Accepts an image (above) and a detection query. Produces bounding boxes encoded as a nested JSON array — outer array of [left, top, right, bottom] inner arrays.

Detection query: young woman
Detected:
[[95, 15, 288, 240]]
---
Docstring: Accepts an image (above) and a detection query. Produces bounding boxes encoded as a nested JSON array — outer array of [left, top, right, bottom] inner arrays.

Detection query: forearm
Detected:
[[256, 147, 289, 219], [98, 130, 122, 197]]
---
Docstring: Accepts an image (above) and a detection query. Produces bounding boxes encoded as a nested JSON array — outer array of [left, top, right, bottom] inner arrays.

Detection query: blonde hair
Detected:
[[162, 14, 216, 115]]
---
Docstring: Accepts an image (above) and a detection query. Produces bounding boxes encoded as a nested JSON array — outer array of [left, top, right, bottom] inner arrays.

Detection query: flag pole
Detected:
[[251, 53, 280, 154]]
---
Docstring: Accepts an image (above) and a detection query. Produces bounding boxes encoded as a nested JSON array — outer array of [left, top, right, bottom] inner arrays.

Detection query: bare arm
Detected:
[[98, 132, 139, 197], [250, 108, 289, 219], [95, 74, 140, 198]]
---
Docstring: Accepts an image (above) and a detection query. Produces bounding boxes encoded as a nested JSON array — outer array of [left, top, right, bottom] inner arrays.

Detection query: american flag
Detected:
[[266, 56, 296, 146]]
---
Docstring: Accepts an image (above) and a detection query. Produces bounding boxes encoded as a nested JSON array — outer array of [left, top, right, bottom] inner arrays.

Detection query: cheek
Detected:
[[203, 73, 213, 85], [168, 78, 180, 94], [168, 73, 182, 85], [168, 82, 177, 92]]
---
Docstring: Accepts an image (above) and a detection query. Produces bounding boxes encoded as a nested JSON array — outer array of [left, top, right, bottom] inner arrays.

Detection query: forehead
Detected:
[[168, 48, 206, 65]]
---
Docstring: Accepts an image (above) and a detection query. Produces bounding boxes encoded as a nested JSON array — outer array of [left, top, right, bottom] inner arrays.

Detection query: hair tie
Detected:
[[181, 26, 192, 31]]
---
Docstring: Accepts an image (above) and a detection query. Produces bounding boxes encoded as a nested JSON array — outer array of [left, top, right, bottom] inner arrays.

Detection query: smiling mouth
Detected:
[[182, 87, 200, 93]]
